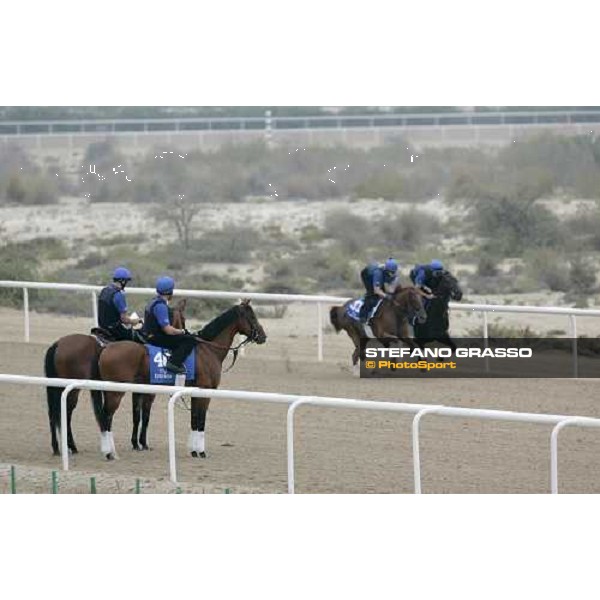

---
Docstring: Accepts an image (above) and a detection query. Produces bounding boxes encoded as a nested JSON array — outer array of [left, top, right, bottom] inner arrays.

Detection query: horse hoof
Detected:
[[106, 453, 114, 461], [141, 445, 151, 451], [191, 451, 198, 458], [199, 452, 207, 459], [69, 447, 78, 455], [132, 444, 141, 451]]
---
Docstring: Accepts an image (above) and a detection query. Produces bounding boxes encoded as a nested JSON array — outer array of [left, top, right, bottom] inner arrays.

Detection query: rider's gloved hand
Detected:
[[421, 285, 432, 295]]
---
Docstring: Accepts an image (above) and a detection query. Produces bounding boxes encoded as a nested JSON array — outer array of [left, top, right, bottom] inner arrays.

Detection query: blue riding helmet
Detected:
[[113, 266, 132, 281], [384, 258, 399, 273], [156, 276, 175, 295], [430, 259, 443, 270]]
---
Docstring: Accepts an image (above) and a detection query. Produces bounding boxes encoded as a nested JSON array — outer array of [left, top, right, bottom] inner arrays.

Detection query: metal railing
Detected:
[[1, 373, 599, 493], [1, 109, 600, 136], [1, 280, 598, 372]]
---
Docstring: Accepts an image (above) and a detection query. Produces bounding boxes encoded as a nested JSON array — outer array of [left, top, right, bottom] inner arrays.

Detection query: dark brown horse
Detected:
[[329, 286, 428, 373], [96, 300, 267, 460], [43, 300, 186, 456]]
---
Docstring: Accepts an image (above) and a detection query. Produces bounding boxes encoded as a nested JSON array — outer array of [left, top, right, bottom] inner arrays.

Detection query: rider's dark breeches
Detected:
[[148, 332, 196, 366]]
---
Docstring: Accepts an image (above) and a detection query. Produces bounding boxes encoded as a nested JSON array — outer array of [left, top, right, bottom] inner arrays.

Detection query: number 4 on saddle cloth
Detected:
[[147, 345, 196, 385], [345, 297, 383, 323]]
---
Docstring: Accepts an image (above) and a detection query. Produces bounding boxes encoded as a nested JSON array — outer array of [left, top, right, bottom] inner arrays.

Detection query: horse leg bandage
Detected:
[[188, 431, 206, 453], [100, 431, 112, 455]]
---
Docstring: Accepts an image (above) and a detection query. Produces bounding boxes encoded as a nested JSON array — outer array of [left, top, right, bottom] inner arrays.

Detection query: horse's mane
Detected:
[[197, 306, 239, 341]]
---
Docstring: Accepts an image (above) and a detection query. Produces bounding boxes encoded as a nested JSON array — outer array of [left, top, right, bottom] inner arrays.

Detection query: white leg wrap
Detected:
[[197, 431, 205, 453], [109, 432, 116, 454], [101, 432, 112, 454], [188, 431, 206, 453], [352, 363, 360, 378]]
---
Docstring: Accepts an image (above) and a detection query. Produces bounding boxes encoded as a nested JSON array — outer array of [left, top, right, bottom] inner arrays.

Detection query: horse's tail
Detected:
[[44, 342, 62, 439], [329, 306, 343, 333], [90, 351, 105, 429]]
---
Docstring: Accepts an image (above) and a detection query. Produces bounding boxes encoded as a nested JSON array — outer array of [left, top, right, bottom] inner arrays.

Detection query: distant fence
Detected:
[[1, 280, 599, 375], [1, 109, 600, 136], [0, 373, 599, 493]]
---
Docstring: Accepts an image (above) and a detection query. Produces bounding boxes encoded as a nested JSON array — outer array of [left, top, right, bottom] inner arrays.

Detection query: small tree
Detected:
[[152, 194, 201, 250]]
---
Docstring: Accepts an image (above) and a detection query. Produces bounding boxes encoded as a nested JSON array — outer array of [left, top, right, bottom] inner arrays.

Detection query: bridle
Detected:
[[190, 308, 263, 372]]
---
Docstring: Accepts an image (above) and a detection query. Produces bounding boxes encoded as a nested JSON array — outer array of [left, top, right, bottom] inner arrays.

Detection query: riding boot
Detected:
[[165, 337, 196, 373]]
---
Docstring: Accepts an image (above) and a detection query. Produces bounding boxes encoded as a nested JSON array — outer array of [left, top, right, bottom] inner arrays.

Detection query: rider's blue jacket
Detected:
[[365, 264, 397, 289]]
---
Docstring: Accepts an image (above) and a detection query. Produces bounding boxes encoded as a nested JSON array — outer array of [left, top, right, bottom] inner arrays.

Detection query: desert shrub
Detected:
[[569, 257, 597, 295], [476, 253, 499, 277], [263, 243, 357, 293], [524, 249, 570, 292], [469, 195, 564, 256], [375, 208, 442, 251], [323, 209, 373, 254], [565, 207, 600, 251], [80, 140, 131, 203], [186, 226, 258, 262], [0, 244, 40, 307], [353, 171, 406, 200]]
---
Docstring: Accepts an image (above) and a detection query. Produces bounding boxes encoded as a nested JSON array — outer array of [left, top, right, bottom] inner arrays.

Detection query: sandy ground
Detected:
[[1, 309, 600, 494]]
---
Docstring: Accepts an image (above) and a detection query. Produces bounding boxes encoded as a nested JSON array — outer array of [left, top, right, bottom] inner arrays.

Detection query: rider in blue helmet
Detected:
[[97, 267, 142, 341], [142, 276, 196, 375], [358, 258, 400, 324], [410, 259, 445, 293]]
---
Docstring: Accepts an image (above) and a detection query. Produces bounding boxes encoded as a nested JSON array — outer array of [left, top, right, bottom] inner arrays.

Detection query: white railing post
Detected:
[[317, 302, 323, 362], [23, 287, 30, 342], [92, 291, 98, 327], [569, 314, 578, 378], [482, 310, 489, 373], [167, 389, 187, 484], [550, 417, 590, 493], [59, 383, 78, 471], [287, 399, 307, 494], [412, 406, 443, 494]]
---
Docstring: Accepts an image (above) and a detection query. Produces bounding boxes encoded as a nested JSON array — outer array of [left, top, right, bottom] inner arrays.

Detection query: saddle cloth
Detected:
[[147, 345, 196, 385], [345, 297, 383, 323]]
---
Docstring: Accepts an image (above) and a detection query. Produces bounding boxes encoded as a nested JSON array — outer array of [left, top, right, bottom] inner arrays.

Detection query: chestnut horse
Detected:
[[96, 300, 267, 460], [43, 300, 186, 456], [329, 286, 428, 371]]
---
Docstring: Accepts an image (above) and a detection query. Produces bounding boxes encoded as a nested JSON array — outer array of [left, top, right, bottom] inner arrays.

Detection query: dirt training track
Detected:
[[1, 308, 600, 493]]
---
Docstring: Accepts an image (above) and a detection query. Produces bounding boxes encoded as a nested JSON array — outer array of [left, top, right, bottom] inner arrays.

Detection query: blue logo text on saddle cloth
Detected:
[[147, 345, 196, 385]]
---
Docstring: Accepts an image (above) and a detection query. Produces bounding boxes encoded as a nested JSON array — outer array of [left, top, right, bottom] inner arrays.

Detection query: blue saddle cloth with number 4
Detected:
[[345, 298, 364, 321], [147, 345, 196, 385], [345, 297, 382, 322]]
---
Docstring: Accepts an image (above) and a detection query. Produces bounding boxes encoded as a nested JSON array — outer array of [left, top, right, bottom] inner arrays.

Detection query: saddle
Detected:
[[90, 327, 148, 347]]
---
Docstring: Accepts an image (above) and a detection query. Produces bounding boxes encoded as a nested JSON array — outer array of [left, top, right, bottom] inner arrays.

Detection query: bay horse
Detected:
[[43, 300, 187, 456], [329, 286, 428, 372], [96, 300, 267, 460], [414, 270, 463, 353]]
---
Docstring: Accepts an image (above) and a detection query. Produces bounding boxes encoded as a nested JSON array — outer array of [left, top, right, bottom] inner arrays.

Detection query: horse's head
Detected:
[[436, 271, 463, 302], [170, 298, 187, 329], [392, 287, 427, 324], [237, 299, 267, 344]]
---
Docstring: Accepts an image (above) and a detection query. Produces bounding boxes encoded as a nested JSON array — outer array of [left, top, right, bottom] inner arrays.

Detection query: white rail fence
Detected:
[[1, 280, 600, 372], [1, 373, 599, 493]]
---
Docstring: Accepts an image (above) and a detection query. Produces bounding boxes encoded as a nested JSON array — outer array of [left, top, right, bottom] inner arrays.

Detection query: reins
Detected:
[[191, 331, 257, 373]]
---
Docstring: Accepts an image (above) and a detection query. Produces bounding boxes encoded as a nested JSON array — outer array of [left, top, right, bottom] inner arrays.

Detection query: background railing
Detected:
[[1, 280, 599, 374], [1, 109, 600, 136]]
